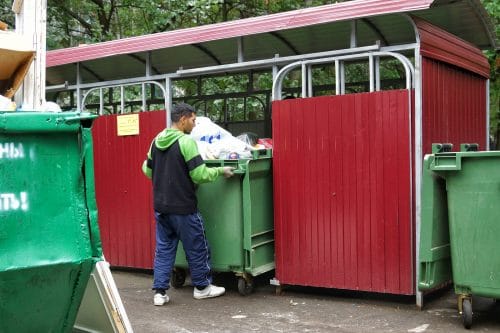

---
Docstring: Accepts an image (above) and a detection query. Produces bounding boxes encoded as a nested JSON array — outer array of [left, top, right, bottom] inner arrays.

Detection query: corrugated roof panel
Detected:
[[415, 17, 490, 78], [47, 0, 437, 67]]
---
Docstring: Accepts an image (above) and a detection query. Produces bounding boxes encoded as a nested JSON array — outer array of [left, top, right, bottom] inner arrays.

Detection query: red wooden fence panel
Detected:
[[272, 90, 414, 295], [92, 111, 166, 269]]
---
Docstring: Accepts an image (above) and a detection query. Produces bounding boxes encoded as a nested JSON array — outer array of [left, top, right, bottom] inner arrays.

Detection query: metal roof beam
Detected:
[[79, 63, 104, 81], [192, 44, 222, 65], [47, 43, 423, 93], [177, 43, 381, 77], [361, 18, 389, 46], [127, 53, 161, 75], [269, 32, 299, 55]]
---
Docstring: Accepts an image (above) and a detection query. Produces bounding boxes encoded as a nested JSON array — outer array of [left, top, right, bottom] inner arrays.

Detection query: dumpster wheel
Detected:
[[171, 268, 187, 288], [461, 297, 473, 329], [237, 276, 254, 296]]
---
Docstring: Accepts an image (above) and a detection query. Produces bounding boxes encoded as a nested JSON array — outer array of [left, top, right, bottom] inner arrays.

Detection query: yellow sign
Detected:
[[117, 114, 139, 136]]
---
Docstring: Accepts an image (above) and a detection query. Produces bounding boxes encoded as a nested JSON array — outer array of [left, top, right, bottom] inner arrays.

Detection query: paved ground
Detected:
[[112, 269, 500, 333]]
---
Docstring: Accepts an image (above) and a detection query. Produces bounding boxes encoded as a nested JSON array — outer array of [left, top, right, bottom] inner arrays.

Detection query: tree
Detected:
[[481, 0, 499, 148], [39, 0, 344, 48], [0, 0, 497, 142]]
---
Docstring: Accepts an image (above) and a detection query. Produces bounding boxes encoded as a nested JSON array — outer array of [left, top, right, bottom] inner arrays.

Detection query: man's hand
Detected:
[[222, 166, 235, 178]]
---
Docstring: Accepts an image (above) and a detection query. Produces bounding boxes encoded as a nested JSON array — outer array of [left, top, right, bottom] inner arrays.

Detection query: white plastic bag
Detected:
[[190, 116, 252, 159]]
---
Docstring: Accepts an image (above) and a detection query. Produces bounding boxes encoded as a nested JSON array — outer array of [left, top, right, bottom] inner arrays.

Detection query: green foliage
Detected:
[[480, 0, 499, 147], [1, 0, 498, 141], [0, 2, 14, 28], [36, 0, 341, 48]]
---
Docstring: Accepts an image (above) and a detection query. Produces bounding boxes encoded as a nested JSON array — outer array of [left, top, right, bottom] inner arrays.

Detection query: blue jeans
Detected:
[[152, 211, 212, 290]]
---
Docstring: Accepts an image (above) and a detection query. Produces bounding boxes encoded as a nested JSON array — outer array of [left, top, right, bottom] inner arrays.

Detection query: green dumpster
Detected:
[[0, 111, 103, 333], [419, 144, 500, 329], [173, 150, 274, 295]]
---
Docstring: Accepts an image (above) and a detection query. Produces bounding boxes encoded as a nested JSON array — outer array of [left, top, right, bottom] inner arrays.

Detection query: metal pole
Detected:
[[165, 77, 172, 127], [375, 56, 381, 91], [99, 88, 103, 115], [335, 60, 340, 95], [369, 54, 375, 92], [76, 62, 82, 111], [340, 61, 345, 95], [120, 86, 124, 114], [350, 20, 357, 48], [142, 83, 146, 112], [301, 63, 307, 98], [307, 65, 313, 97]]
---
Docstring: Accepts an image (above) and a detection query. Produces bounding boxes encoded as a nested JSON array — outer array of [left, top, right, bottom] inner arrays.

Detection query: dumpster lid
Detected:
[[0, 111, 97, 133]]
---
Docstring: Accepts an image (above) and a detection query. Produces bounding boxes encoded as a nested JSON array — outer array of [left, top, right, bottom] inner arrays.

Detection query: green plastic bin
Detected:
[[0, 111, 103, 333], [173, 150, 274, 295], [419, 144, 500, 329]]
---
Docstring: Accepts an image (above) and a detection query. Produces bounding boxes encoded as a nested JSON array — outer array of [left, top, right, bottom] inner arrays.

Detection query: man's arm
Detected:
[[180, 136, 233, 184], [142, 142, 153, 179]]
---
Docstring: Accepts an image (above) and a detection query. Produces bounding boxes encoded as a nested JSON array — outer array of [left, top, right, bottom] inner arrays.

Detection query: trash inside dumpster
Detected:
[[0, 111, 131, 333], [419, 143, 500, 329]]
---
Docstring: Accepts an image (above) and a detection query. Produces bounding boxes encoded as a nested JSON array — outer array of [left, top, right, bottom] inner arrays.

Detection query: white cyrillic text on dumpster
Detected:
[[0, 143, 25, 159], [0, 192, 29, 211]]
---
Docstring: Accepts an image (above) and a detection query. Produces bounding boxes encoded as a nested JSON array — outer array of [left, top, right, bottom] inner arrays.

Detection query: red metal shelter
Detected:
[[270, 16, 490, 297], [44, 0, 495, 304]]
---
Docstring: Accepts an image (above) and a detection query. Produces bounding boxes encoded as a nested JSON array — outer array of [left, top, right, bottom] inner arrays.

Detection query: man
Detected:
[[142, 103, 234, 306]]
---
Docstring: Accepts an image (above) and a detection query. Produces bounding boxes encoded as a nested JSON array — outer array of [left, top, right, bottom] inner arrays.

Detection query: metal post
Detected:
[[375, 56, 381, 91], [369, 54, 375, 92], [340, 61, 345, 95], [76, 62, 82, 111], [145, 51, 152, 77], [165, 77, 172, 127], [301, 63, 307, 98], [120, 85, 124, 114], [99, 88, 103, 115], [237, 37, 244, 63], [414, 45, 424, 309], [335, 60, 340, 95], [142, 83, 146, 112], [350, 20, 357, 48], [307, 65, 313, 97]]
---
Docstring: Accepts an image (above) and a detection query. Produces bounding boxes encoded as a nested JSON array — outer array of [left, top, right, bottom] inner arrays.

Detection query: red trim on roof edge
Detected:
[[47, 0, 434, 67], [414, 17, 490, 78]]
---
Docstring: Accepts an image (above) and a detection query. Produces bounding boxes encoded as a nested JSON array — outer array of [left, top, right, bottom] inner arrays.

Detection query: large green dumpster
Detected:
[[0, 111, 103, 333], [173, 151, 274, 295], [419, 144, 500, 329]]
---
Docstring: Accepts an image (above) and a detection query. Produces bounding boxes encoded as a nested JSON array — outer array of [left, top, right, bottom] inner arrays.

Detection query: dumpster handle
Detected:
[[233, 168, 246, 175]]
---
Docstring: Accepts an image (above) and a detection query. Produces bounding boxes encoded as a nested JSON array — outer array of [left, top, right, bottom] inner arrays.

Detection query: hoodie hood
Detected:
[[155, 128, 184, 150]]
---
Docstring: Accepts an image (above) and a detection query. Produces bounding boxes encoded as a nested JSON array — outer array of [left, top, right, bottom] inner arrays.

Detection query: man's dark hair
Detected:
[[171, 103, 196, 123]]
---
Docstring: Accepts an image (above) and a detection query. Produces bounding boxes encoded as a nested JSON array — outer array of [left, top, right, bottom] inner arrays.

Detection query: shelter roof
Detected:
[[46, 0, 496, 86]]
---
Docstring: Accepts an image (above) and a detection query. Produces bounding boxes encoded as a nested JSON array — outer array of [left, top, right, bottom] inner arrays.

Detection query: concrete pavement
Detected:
[[112, 270, 500, 333]]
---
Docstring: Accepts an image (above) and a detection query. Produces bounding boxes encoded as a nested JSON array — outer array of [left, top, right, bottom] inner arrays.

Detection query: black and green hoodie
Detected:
[[142, 128, 224, 214]]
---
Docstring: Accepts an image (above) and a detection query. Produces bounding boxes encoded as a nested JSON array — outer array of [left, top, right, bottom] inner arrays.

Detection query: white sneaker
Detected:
[[193, 284, 225, 299], [153, 293, 169, 306]]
